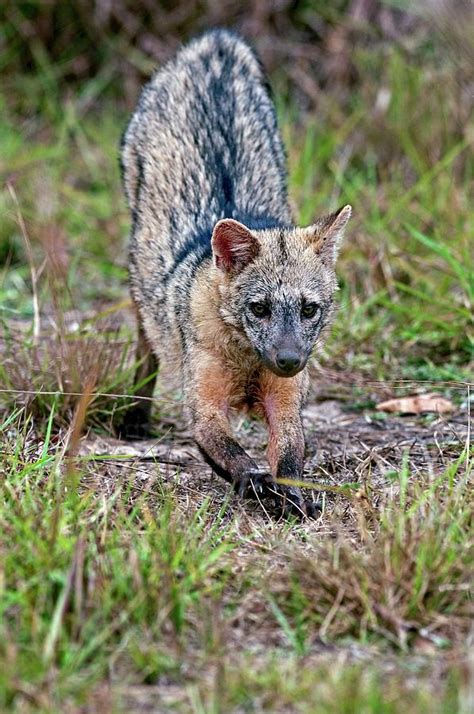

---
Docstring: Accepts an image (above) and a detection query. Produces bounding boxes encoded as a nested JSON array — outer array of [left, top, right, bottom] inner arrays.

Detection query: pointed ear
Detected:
[[211, 219, 260, 273], [306, 204, 352, 265]]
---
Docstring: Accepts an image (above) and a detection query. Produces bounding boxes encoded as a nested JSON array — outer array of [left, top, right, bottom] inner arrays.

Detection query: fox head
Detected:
[[211, 205, 351, 377]]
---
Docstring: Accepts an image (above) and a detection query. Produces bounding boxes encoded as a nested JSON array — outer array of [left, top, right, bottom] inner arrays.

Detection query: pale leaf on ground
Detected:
[[376, 393, 455, 415]]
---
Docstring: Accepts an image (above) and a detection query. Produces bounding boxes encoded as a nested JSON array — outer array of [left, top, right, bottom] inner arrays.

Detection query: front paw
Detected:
[[233, 469, 274, 499], [273, 483, 320, 520]]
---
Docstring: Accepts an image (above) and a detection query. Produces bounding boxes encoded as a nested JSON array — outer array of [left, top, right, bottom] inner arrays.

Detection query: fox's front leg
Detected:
[[188, 353, 270, 498], [261, 373, 318, 517]]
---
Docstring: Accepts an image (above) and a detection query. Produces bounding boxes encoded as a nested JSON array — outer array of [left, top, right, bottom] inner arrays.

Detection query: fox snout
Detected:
[[266, 346, 307, 377]]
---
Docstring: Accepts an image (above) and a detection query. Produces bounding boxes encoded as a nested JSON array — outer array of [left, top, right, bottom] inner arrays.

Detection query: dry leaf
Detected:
[[376, 393, 455, 415], [78, 434, 200, 463]]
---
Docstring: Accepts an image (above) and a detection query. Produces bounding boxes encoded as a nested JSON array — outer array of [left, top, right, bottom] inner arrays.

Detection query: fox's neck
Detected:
[[189, 261, 256, 364]]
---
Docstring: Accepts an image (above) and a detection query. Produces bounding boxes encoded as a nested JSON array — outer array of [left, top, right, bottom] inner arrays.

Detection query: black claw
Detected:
[[238, 479, 247, 499]]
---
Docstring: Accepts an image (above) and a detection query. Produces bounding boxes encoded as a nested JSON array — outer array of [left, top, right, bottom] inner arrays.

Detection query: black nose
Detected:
[[276, 349, 301, 374]]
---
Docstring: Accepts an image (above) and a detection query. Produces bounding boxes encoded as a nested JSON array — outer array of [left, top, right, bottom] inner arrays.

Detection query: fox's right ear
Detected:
[[306, 204, 352, 266], [211, 219, 260, 273]]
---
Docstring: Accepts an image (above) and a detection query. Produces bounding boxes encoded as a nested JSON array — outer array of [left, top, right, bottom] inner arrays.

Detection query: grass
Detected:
[[0, 22, 473, 714], [1, 415, 471, 712], [0, 421, 236, 709], [270, 455, 472, 649]]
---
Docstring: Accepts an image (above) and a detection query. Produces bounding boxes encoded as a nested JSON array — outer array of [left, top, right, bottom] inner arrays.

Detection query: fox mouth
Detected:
[[267, 363, 305, 378]]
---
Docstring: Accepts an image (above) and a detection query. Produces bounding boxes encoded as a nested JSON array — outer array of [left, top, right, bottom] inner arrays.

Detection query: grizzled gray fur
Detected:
[[120, 29, 351, 517]]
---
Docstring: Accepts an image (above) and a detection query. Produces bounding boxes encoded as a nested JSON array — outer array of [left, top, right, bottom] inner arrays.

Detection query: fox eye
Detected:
[[301, 302, 320, 319], [250, 301, 270, 318]]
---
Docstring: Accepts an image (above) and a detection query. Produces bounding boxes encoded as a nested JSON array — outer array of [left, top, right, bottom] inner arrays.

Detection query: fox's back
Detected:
[[120, 31, 350, 517], [121, 30, 292, 276]]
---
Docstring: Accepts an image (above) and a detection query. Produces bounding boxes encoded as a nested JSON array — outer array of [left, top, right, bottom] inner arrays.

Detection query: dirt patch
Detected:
[[78, 373, 469, 522]]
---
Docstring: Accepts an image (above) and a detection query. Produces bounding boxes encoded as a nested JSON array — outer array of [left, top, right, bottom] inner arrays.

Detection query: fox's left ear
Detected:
[[305, 204, 352, 265], [211, 219, 260, 274]]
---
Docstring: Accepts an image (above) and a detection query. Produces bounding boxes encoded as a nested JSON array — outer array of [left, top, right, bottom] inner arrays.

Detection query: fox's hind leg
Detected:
[[118, 316, 159, 440]]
